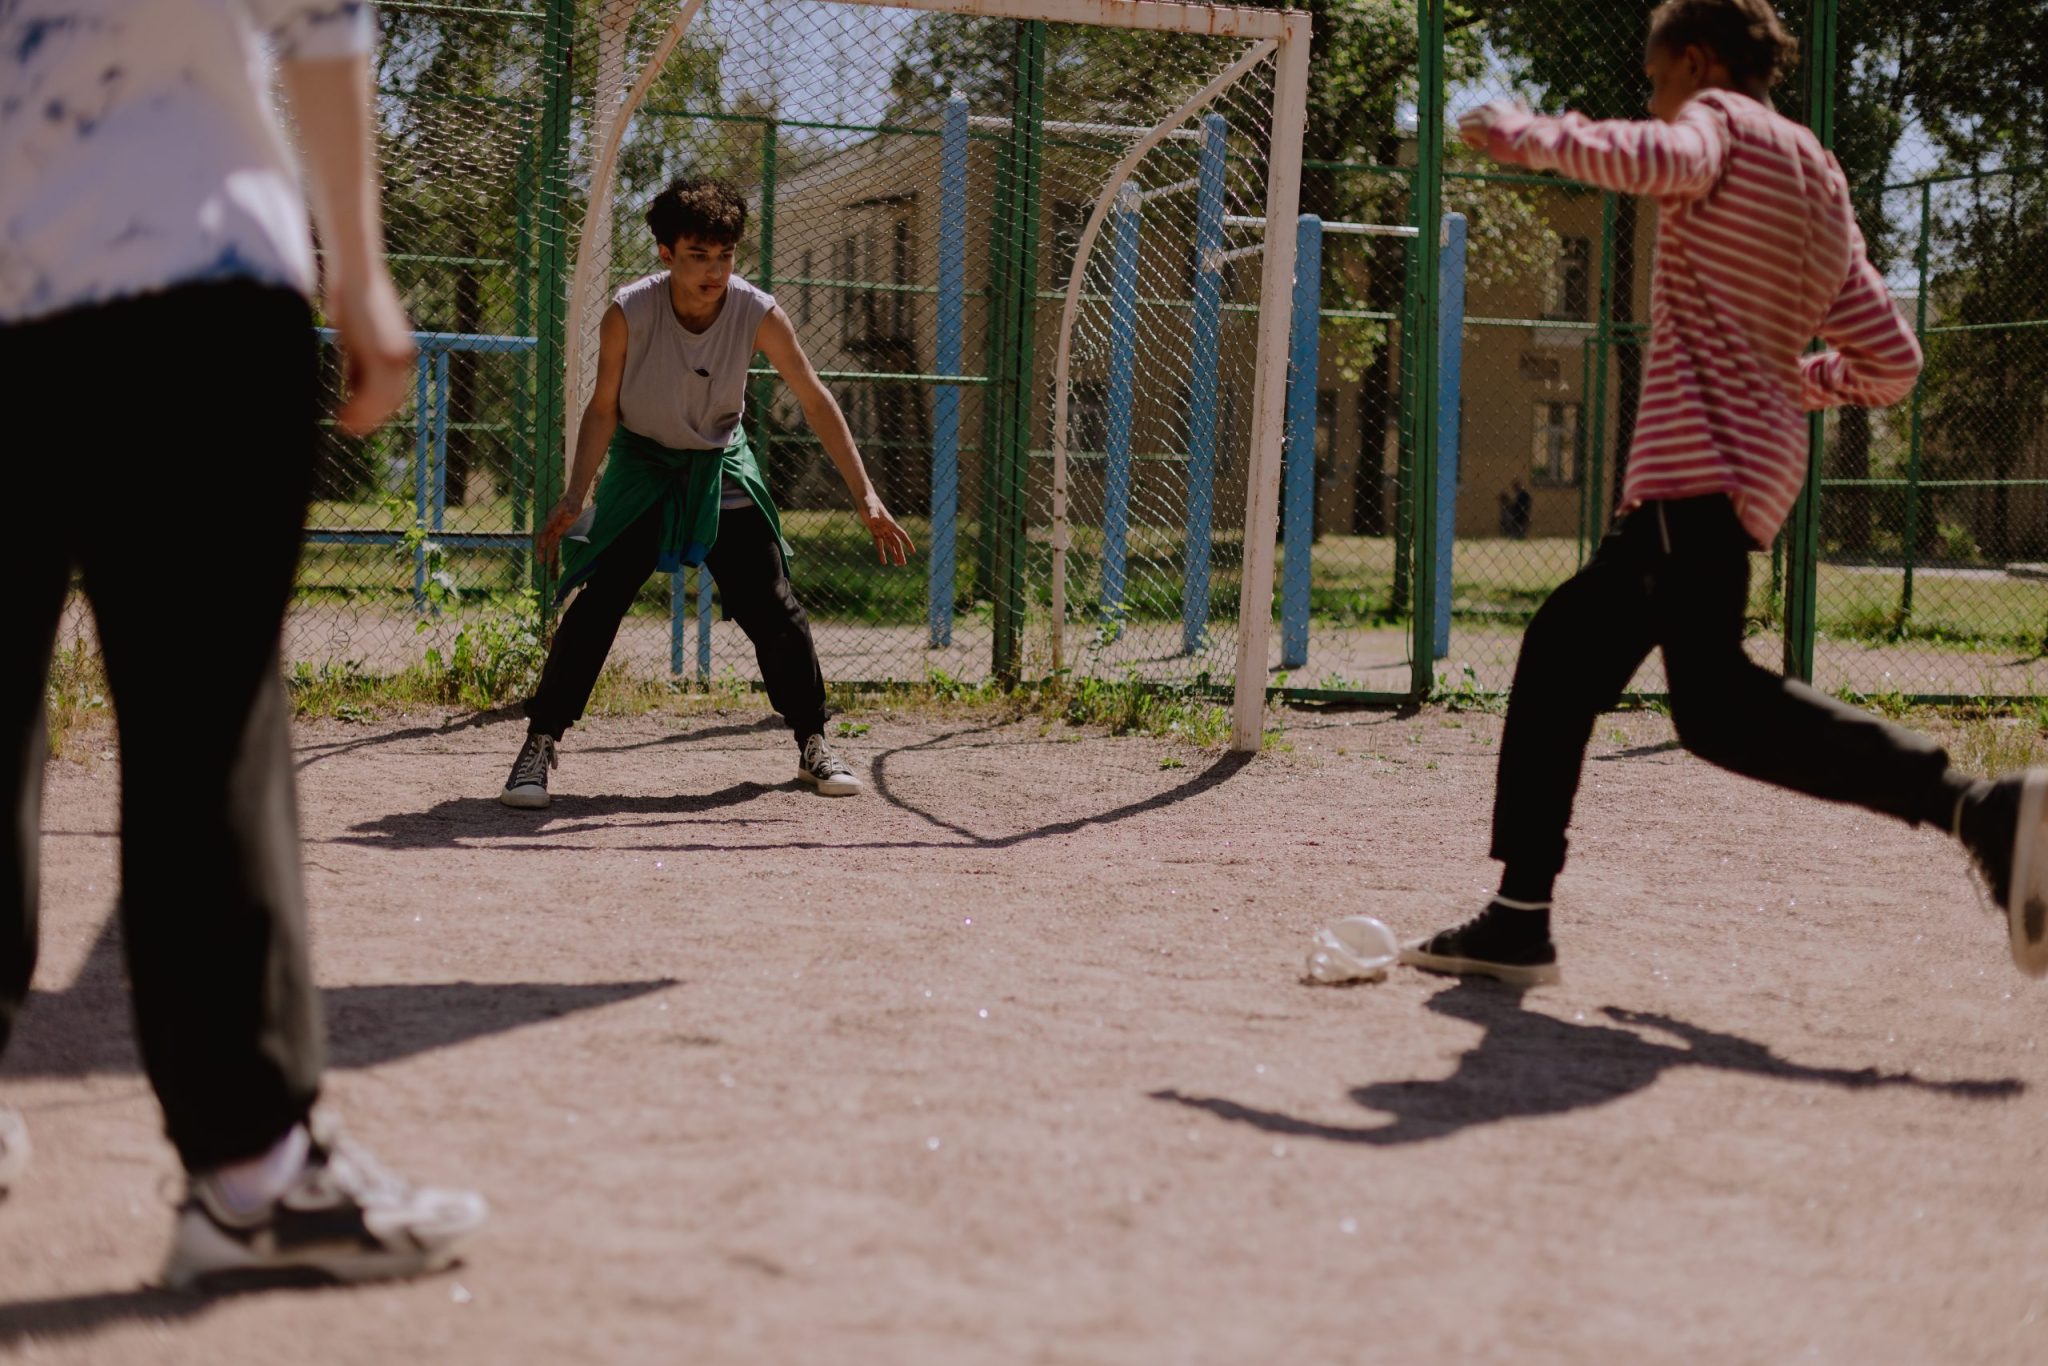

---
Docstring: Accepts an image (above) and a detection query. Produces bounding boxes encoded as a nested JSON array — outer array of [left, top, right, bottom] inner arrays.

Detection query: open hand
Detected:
[[862, 497, 916, 567]]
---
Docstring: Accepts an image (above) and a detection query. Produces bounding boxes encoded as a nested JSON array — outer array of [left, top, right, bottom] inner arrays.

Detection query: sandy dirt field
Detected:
[[4, 701, 2047, 1364]]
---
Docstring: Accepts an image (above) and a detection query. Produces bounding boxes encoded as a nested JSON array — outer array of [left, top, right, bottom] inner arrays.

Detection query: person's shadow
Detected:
[[1153, 979, 2023, 1146]]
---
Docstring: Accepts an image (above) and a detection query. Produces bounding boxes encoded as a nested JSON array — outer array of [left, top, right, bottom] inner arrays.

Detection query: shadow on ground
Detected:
[[332, 722, 1255, 854], [0, 1287, 216, 1349], [1153, 978, 2023, 1146], [1, 917, 671, 1080]]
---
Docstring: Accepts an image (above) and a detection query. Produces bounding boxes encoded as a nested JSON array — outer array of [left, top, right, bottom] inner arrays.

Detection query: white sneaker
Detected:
[[500, 732, 557, 809], [798, 733, 861, 796], [161, 1110, 486, 1291], [0, 1106, 28, 1196]]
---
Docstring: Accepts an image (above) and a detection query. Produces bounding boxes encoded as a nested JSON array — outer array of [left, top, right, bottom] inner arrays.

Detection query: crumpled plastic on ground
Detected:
[[1303, 916, 1400, 985]]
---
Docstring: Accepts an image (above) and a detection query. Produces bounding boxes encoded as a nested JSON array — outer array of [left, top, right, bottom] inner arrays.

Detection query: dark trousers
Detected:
[[1493, 494, 1955, 883], [526, 501, 829, 740], [1, 283, 325, 1171]]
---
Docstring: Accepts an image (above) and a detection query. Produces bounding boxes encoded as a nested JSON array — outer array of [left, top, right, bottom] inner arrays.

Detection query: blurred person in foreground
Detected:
[[0, 0, 485, 1288]]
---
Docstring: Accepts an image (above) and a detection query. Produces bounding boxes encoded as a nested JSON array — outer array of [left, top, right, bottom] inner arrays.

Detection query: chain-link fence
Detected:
[[59, 2, 2041, 710], [261, 0, 1303, 714], [1284, 0, 2045, 705]]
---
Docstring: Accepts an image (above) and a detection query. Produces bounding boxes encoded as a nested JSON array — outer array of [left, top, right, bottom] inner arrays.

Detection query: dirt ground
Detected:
[[4, 701, 2047, 1364]]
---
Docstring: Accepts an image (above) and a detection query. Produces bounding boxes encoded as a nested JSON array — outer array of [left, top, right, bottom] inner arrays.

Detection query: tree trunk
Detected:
[[447, 257, 483, 506], [1826, 406, 1871, 555]]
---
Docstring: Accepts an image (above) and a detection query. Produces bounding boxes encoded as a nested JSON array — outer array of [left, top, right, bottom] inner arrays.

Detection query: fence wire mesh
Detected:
[[56, 2, 2044, 712], [1804, 0, 2048, 700], [258, 0, 1298, 705]]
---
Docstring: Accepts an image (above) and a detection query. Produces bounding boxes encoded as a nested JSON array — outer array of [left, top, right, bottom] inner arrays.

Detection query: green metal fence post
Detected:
[[1902, 179, 1932, 623], [749, 120, 779, 473], [991, 19, 1046, 686], [1407, 0, 1446, 699], [1782, 0, 1838, 680], [1390, 239, 1418, 617], [1586, 191, 1617, 556], [512, 123, 536, 595], [531, 0, 577, 612]]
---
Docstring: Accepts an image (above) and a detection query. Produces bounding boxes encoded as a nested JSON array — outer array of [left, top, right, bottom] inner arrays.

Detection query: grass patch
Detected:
[[44, 636, 109, 761]]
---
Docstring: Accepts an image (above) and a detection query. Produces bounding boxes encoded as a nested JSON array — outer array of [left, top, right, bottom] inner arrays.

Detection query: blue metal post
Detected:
[[1281, 214, 1322, 670], [1432, 212, 1467, 662], [412, 353, 431, 610], [670, 570, 686, 676], [696, 565, 713, 681], [930, 93, 968, 647], [1103, 185, 1140, 636], [430, 349, 450, 615], [1182, 112, 1227, 656]]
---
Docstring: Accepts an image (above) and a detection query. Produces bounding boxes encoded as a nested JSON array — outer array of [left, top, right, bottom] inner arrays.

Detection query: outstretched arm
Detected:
[[1461, 98, 1727, 199], [536, 303, 627, 565], [1800, 234, 1923, 410], [755, 305, 915, 567]]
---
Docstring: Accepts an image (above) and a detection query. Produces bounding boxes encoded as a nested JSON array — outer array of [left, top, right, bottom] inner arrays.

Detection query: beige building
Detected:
[[753, 119, 1663, 551]]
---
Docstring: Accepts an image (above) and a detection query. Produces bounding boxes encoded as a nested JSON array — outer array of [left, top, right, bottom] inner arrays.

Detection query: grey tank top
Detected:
[[614, 272, 776, 452]]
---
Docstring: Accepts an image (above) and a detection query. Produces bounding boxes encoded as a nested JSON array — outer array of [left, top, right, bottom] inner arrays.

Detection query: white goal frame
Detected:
[[565, 0, 1312, 752]]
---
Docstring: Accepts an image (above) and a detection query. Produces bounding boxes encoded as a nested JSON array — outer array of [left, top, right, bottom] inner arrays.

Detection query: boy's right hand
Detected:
[[1457, 98, 1529, 155], [327, 271, 417, 436], [536, 497, 583, 567]]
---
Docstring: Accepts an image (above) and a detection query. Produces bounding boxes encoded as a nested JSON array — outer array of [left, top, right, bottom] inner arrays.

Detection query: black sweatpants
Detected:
[[1, 282, 325, 1171], [1492, 494, 1956, 885], [525, 500, 829, 740]]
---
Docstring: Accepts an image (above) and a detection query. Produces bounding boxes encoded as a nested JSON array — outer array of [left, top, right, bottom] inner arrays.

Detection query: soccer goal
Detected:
[[560, 0, 1310, 750]]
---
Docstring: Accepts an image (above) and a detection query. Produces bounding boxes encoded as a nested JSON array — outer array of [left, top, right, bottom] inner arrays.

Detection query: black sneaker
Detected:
[[500, 731, 558, 809], [798, 733, 860, 796], [1400, 901, 1560, 986], [1958, 769, 2048, 978], [161, 1110, 486, 1292]]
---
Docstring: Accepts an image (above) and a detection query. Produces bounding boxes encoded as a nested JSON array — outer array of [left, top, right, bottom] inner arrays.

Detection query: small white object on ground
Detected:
[[1303, 916, 1400, 984]]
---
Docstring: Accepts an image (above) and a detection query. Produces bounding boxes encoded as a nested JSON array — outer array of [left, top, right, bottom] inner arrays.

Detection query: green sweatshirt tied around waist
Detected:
[[557, 426, 788, 601]]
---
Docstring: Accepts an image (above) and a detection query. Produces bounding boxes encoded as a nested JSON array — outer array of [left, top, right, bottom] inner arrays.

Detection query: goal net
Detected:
[[369, 0, 1308, 750]]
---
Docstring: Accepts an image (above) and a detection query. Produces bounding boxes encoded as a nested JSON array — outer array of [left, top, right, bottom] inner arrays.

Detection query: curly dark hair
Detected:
[[1649, 0, 1800, 90], [645, 178, 747, 249]]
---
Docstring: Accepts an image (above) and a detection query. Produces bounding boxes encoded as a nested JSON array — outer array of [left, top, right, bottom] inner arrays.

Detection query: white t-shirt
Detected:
[[0, 0, 373, 325]]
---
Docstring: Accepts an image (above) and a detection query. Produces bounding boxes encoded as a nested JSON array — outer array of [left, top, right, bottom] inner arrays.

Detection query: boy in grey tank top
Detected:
[[503, 180, 916, 806]]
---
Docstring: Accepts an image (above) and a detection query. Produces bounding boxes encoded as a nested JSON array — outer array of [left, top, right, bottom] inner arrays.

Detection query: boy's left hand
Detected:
[[863, 497, 916, 567]]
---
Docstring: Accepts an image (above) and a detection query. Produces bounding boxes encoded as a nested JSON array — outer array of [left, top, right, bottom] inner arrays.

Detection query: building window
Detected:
[[838, 236, 859, 343], [1531, 400, 1582, 486], [1546, 236, 1592, 322], [1069, 380, 1109, 453], [891, 216, 913, 339], [1315, 389, 1337, 468], [1051, 199, 1115, 294]]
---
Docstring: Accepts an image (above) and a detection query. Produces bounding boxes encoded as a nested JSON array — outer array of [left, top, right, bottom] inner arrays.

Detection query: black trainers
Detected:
[[161, 1110, 486, 1292], [500, 731, 558, 809], [797, 733, 860, 796], [1957, 769, 2048, 978], [1400, 901, 1560, 986]]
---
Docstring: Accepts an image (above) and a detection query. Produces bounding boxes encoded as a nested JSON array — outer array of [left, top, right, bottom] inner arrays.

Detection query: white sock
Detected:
[[210, 1123, 310, 1215]]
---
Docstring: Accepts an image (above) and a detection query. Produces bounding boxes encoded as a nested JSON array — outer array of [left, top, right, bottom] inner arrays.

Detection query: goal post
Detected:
[[556, 0, 1312, 751]]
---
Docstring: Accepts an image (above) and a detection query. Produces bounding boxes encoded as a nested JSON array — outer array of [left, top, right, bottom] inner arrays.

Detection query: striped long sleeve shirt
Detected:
[[1486, 90, 1923, 547]]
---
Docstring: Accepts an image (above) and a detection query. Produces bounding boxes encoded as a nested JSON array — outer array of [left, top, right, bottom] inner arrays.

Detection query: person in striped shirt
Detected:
[[1401, 0, 2048, 986]]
